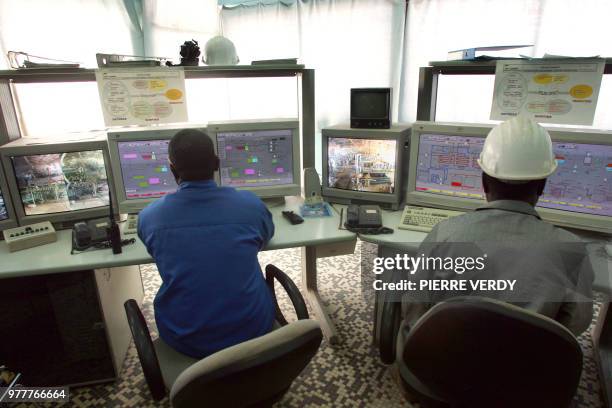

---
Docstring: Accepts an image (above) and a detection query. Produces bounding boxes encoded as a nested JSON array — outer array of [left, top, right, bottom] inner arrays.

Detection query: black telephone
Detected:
[[344, 205, 392, 234], [346, 204, 383, 228]]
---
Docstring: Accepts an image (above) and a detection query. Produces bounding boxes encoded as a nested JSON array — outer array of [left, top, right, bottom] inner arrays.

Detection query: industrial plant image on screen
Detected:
[[217, 129, 294, 188], [118, 140, 177, 199], [11, 150, 109, 216], [327, 138, 397, 194], [0, 187, 7, 221]]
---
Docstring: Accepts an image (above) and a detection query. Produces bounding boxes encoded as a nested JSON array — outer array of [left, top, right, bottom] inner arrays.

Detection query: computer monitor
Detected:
[[0, 164, 18, 232], [321, 124, 410, 210], [208, 119, 301, 199], [406, 121, 612, 234], [107, 125, 206, 214], [0, 135, 116, 228]]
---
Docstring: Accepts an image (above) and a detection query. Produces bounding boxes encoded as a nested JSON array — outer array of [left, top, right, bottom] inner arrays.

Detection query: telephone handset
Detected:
[[346, 204, 383, 228]]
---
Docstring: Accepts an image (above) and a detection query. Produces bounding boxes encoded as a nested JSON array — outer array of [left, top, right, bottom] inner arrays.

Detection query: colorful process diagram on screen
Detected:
[[490, 59, 605, 125], [11, 151, 109, 215], [416, 133, 612, 217], [327, 138, 397, 194], [118, 140, 177, 199], [96, 68, 187, 126], [217, 129, 294, 188]]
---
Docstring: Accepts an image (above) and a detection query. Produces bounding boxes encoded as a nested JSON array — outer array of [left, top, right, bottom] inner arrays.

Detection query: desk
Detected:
[[0, 197, 356, 385], [360, 208, 612, 407]]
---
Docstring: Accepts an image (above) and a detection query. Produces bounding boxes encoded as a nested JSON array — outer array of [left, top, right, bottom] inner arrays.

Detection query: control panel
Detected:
[[3, 221, 57, 252]]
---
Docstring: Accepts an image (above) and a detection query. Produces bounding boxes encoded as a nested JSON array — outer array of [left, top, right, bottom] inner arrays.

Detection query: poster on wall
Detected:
[[490, 59, 605, 125], [95, 67, 188, 126]]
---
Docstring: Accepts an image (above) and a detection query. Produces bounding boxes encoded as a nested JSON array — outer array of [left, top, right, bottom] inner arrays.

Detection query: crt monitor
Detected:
[[107, 125, 206, 214], [208, 119, 301, 198], [0, 164, 18, 232], [321, 124, 410, 210], [406, 121, 612, 234], [0, 136, 115, 228]]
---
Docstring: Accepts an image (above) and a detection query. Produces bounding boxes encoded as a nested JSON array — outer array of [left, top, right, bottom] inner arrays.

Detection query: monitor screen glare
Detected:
[[328, 137, 397, 194], [12, 150, 109, 216], [416, 133, 612, 217], [217, 129, 294, 188], [0, 186, 8, 221], [118, 140, 178, 200]]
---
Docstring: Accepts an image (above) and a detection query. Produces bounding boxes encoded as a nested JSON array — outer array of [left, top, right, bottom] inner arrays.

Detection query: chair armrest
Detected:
[[265, 264, 309, 325], [379, 300, 402, 364], [124, 299, 166, 400]]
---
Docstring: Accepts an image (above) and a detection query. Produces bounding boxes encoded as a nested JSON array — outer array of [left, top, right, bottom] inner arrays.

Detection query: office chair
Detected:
[[124, 264, 322, 407], [379, 297, 583, 408]]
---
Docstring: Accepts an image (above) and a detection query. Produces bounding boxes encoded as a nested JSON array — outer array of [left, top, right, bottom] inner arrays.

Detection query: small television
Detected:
[[0, 164, 18, 232], [321, 124, 410, 210], [350, 88, 392, 129], [0, 134, 116, 229], [406, 121, 612, 234], [208, 119, 301, 201], [107, 125, 206, 214]]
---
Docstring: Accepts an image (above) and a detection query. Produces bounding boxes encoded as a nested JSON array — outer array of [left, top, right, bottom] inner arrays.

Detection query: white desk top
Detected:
[[0, 197, 355, 279]]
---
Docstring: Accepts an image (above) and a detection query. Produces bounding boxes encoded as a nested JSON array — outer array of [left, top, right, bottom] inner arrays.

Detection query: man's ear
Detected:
[[170, 163, 181, 184], [536, 179, 547, 196], [481, 173, 490, 194]]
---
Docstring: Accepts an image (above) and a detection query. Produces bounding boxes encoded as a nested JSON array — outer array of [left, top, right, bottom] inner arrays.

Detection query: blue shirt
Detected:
[[138, 180, 276, 358]]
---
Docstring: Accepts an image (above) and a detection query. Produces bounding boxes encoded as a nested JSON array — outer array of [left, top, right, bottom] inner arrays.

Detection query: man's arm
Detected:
[[259, 204, 275, 247]]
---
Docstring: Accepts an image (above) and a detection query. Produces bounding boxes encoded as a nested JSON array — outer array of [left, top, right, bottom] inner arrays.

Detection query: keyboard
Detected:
[[398, 205, 464, 232], [123, 214, 139, 235]]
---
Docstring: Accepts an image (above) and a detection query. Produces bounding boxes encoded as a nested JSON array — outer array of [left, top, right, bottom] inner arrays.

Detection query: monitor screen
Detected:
[[217, 129, 294, 188], [11, 150, 109, 216], [327, 137, 397, 194], [416, 133, 612, 217], [117, 140, 177, 200], [351, 92, 389, 118], [539, 142, 612, 217], [0, 186, 8, 221], [415, 134, 485, 200]]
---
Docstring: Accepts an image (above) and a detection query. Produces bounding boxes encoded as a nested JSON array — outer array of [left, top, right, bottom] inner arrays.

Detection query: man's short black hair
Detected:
[[482, 173, 546, 202], [169, 129, 217, 181]]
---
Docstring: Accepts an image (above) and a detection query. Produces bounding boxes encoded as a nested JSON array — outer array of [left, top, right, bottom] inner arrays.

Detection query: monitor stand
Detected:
[[262, 197, 286, 208]]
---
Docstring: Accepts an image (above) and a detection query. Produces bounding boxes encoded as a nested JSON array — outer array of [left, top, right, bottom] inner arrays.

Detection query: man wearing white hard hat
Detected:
[[400, 116, 594, 337]]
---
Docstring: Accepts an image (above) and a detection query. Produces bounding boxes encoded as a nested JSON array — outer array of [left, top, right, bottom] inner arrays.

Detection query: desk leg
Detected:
[[593, 301, 612, 407], [301, 246, 339, 344]]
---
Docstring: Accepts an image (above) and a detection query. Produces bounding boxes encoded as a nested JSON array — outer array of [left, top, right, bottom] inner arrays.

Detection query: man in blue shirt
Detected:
[[138, 128, 276, 358]]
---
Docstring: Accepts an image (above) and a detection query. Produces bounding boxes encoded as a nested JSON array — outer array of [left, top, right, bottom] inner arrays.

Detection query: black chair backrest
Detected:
[[124, 299, 166, 401], [400, 297, 583, 408]]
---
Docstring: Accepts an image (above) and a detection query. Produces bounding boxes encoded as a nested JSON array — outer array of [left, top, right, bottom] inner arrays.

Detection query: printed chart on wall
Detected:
[[490, 59, 605, 125], [95, 68, 187, 126]]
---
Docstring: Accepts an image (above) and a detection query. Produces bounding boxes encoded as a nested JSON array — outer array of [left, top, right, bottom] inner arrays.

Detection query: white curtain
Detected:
[[142, 0, 218, 58], [400, 0, 612, 130], [0, 0, 142, 137], [0, 0, 140, 69], [221, 0, 407, 173]]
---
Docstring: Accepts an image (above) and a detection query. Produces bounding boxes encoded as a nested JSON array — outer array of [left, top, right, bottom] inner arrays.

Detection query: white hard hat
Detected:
[[203, 36, 239, 66], [477, 115, 557, 182]]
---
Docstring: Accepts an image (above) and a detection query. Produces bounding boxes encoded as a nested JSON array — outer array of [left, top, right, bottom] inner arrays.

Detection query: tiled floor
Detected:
[[23, 241, 605, 407]]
